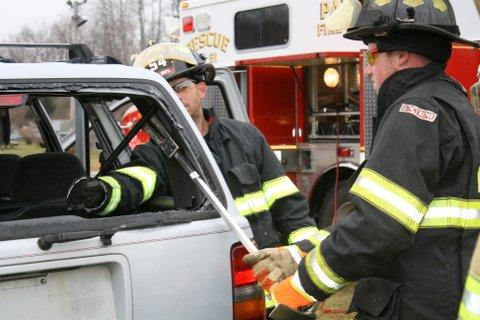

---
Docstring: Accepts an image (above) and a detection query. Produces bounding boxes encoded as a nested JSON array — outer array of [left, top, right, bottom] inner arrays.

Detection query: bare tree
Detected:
[[2, 0, 180, 65], [137, 0, 146, 49]]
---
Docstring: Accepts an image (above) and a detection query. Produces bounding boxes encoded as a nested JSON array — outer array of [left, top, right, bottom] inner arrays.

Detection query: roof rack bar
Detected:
[[0, 43, 94, 61]]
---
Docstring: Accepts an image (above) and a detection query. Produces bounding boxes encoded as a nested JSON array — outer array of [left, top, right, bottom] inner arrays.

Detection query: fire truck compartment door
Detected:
[[248, 66, 305, 145], [0, 255, 131, 320]]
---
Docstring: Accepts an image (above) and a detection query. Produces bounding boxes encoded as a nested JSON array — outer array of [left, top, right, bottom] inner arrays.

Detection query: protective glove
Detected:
[[243, 245, 305, 291], [270, 275, 316, 310], [67, 177, 110, 214]]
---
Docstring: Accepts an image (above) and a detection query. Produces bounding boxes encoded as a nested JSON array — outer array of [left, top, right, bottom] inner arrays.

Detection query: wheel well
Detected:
[[309, 166, 355, 217]]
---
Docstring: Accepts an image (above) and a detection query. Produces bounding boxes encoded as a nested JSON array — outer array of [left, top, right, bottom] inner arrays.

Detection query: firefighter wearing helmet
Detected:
[[244, 1, 480, 319], [67, 43, 321, 263]]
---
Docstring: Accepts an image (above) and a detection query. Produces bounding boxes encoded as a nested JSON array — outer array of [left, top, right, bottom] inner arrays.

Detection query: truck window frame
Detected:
[[0, 81, 227, 242]]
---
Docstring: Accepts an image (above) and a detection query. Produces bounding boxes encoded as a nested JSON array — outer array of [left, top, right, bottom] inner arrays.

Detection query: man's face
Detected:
[[169, 77, 207, 118], [365, 43, 399, 93]]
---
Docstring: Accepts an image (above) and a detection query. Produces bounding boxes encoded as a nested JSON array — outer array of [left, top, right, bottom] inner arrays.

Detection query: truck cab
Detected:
[[0, 46, 263, 320]]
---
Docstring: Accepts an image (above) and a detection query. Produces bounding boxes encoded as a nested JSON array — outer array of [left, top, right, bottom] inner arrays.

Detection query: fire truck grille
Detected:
[[204, 85, 231, 120]]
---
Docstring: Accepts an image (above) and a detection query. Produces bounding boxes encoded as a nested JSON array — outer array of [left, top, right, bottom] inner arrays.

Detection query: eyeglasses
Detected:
[[366, 48, 379, 66], [170, 79, 198, 94]]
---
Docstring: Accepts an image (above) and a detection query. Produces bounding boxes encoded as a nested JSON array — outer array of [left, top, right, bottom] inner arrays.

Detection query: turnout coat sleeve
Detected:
[[220, 120, 318, 247], [296, 98, 444, 300], [96, 142, 171, 215], [250, 124, 318, 244]]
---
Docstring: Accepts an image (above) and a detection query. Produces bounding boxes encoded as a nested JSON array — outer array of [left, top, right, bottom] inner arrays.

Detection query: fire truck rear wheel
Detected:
[[315, 180, 350, 228]]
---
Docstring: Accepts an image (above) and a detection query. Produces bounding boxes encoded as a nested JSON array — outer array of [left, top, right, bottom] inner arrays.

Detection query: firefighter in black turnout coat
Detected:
[[243, 1, 480, 319], [67, 43, 321, 251]]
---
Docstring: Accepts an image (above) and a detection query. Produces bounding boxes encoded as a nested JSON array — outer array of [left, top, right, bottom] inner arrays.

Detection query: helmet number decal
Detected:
[[147, 59, 168, 72]]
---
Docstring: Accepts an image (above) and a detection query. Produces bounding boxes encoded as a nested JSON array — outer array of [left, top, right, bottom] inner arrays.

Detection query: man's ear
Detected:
[[196, 81, 207, 99], [396, 51, 413, 69]]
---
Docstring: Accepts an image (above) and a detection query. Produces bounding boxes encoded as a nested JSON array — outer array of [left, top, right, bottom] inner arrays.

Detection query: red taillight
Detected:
[[337, 146, 354, 158], [231, 244, 266, 320], [182, 16, 194, 33], [0, 94, 27, 107], [232, 245, 256, 287]]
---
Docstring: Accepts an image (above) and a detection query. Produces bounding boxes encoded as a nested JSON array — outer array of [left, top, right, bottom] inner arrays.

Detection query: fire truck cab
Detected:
[[179, 0, 480, 226]]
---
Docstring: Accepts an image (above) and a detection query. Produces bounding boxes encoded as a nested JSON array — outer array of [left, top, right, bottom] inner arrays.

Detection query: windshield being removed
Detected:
[[0, 88, 220, 242]]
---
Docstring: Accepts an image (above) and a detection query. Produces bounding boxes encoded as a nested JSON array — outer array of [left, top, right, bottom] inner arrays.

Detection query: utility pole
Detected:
[[67, 0, 88, 43], [66, 0, 89, 167]]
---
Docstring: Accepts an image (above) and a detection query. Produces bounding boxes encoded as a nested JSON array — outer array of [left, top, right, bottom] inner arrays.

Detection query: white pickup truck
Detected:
[[0, 44, 264, 320]]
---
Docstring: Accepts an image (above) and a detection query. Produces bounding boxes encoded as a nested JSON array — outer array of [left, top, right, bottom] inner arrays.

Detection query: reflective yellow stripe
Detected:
[[234, 191, 269, 216], [98, 176, 121, 215], [234, 175, 298, 217], [305, 245, 347, 294], [116, 166, 156, 203], [459, 272, 480, 319], [306, 229, 331, 247], [421, 198, 480, 229], [350, 168, 427, 233], [264, 291, 275, 309], [263, 176, 299, 207], [288, 226, 320, 244]]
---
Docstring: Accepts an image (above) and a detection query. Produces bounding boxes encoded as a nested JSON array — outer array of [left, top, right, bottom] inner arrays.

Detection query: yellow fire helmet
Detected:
[[133, 43, 215, 83]]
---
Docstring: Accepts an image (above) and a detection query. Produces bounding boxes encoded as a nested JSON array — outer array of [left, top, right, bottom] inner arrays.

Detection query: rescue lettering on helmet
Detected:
[[399, 103, 438, 122]]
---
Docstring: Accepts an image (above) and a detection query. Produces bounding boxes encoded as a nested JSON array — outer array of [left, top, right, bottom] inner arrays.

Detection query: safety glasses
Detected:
[[170, 79, 198, 94], [366, 48, 379, 66]]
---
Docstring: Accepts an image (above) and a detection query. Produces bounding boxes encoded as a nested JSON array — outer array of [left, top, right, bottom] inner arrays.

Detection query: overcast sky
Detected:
[[0, 0, 478, 41], [0, 0, 72, 39]]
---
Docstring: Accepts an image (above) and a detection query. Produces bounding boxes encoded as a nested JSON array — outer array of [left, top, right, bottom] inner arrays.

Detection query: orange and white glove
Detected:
[[243, 245, 305, 291], [270, 274, 317, 310]]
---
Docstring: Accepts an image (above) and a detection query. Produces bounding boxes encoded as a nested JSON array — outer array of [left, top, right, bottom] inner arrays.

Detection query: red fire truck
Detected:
[[178, 0, 480, 227]]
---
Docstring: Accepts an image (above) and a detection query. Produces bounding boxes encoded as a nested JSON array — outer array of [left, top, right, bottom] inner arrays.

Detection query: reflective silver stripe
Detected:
[[459, 272, 480, 319], [304, 246, 345, 295], [234, 191, 269, 216], [288, 226, 319, 244], [422, 199, 480, 229], [463, 290, 480, 316], [351, 169, 427, 232], [263, 176, 299, 207], [234, 176, 299, 217], [307, 229, 331, 247], [98, 176, 121, 215], [116, 166, 156, 203], [287, 245, 303, 264]]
